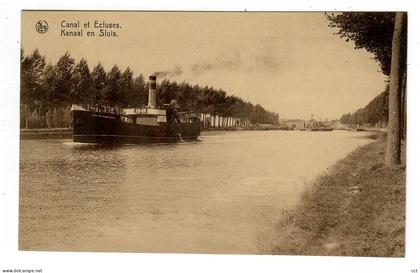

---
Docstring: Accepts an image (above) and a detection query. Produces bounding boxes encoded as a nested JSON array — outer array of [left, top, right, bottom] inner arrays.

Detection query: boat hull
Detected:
[[72, 110, 201, 144]]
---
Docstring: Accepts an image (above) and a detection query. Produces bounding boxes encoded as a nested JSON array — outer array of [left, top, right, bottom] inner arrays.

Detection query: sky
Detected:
[[21, 11, 388, 119]]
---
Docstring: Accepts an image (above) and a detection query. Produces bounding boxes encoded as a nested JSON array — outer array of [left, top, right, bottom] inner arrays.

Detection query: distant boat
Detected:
[[71, 75, 201, 144], [303, 121, 333, 132], [347, 128, 367, 132], [307, 127, 333, 132]]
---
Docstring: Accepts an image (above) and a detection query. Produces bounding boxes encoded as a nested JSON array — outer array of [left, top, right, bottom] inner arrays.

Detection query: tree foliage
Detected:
[[20, 48, 46, 106], [340, 87, 388, 126], [56, 52, 75, 103], [91, 62, 107, 105], [104, 65, 122, 106], [327, 12, 407, 76], [71, 58, 93, 104]]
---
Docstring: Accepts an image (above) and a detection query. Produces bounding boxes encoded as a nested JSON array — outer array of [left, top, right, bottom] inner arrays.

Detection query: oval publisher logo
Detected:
[[35, 20, 49, 34]]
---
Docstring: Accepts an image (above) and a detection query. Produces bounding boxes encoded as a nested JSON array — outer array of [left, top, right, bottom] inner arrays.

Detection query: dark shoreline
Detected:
[[20, 128, 73, 140], [19, 126, 286, 140]]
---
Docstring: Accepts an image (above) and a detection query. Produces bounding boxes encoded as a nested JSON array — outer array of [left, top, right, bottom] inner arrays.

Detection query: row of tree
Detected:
[[340, 88, 388, 127], [20, 49, 279, 128], [327, 12, 407, 167]]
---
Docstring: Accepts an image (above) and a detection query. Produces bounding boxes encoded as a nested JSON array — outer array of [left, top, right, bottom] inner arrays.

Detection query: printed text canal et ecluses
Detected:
[[60, 20, 121, 37]]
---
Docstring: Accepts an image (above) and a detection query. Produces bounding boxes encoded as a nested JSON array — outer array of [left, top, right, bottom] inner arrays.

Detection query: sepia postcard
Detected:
[[18, 10, 406, 258]]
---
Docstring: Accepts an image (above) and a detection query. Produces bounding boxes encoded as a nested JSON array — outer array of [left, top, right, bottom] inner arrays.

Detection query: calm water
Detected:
[[19, 130, 373, 254]]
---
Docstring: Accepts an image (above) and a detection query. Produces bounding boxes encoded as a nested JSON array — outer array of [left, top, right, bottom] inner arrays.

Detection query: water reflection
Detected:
[[19, 130, 373, 253]]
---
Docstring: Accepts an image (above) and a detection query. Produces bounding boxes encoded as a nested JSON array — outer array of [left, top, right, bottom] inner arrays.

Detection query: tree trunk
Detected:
[[385, 12, 404, 168], [23, 104, 29, 129], [400, 72, 407, 140]]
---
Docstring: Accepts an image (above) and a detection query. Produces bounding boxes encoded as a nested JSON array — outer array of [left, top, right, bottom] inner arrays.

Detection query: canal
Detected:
[[19, 130, 373, 254]]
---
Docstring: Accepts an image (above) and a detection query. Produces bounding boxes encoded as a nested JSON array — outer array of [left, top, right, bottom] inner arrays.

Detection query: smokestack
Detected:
[[148, 75, 157, 108]]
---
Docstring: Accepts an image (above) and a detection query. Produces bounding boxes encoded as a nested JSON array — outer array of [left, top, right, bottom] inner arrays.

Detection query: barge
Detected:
[[71, 75, 201, 144]]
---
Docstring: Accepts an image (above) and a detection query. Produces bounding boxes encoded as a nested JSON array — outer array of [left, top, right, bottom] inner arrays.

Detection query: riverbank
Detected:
[[19, 126, 290, 139], [269, 135, 405, 257], [20, 128, 72, 139]]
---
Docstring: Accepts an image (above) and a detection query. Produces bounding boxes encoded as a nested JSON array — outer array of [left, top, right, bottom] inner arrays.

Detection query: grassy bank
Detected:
[[270, 135, 405, 257]]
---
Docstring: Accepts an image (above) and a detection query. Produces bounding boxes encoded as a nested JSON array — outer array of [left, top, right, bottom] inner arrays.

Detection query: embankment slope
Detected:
[[270, 136, 405, 257]]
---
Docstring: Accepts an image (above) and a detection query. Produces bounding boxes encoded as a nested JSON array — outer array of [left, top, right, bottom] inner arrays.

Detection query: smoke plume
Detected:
[[154, 66, 183, 78], [153, 52, 281, 79], [191, 52, 281, 76]]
